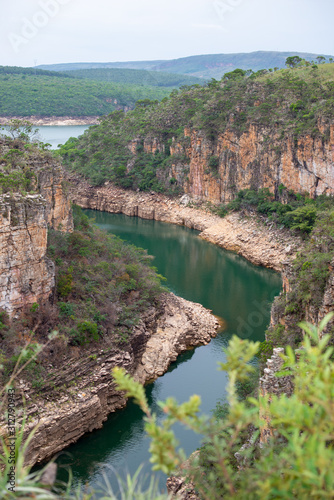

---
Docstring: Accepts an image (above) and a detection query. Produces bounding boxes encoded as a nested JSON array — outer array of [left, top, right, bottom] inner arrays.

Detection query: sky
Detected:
[[0, 0, 333, 67]]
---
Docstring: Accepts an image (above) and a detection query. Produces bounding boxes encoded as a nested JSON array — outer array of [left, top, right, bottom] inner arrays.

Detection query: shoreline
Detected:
[[1, 294, 219, 467], [2, 179, 300, 469], [69, 176, 302, 272], [0, 116, 99, 126]]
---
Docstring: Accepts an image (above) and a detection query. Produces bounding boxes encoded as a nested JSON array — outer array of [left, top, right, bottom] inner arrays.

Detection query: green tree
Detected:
[[316, 56, 326, 64], [1, 119, 38, 142], [285, 56, 303, 68]]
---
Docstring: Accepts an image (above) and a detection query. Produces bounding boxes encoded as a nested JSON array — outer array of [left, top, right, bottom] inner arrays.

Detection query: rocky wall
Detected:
[[140, 124, 334, 203], [2, 293, 219, 466], [0, 194, 55, 316]]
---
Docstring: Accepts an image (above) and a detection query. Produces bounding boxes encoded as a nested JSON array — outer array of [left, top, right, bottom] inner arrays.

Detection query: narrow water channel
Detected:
[[56, 210, 282, 495]]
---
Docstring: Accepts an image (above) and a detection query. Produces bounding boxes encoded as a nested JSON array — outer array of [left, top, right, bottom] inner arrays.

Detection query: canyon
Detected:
[[1, 147, 333, 473], [69, 176, 302, 272]]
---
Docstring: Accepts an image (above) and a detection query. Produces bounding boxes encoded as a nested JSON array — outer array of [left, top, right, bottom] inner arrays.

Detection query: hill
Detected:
[[59, 63, 334, 195], [38, 51, 334, 79], [0, 67, 179, 117], [64, 68, 205, 87]]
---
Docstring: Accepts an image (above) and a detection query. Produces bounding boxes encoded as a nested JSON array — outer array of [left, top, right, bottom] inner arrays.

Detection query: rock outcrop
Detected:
[[8, 293, 218, 466], [0, 140, 72, 316], [135, 293, 219, 383], [0, 194, 55, 316], [259, 348, 294, 444], [140, 124, 334, 203], [20, 154, 73, 233], [69, 176, 301, 272]]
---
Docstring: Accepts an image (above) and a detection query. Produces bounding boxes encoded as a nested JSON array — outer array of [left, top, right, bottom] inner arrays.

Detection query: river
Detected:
[[54, 210, 282, 496]]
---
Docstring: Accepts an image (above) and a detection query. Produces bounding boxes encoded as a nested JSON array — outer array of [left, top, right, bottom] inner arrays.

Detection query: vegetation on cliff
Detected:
[[267, 209, 334, 348], [60, 63, 334, 191], [213, 186, 334, 235], [0, 126, 54, 195], [0, 206, 166, 386]]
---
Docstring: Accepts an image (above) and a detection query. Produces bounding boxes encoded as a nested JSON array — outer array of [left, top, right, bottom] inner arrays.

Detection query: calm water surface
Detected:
[[35, 125, 89, 149], [55, 210, 281, 495], [1, 125, 89, 149]]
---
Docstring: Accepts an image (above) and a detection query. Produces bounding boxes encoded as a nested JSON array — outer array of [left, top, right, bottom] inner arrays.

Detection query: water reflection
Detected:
[[54, 210, 281, 494]]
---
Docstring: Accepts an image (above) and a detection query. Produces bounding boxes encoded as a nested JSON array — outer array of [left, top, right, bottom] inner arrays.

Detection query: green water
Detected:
[[56, 210, 281, 495]]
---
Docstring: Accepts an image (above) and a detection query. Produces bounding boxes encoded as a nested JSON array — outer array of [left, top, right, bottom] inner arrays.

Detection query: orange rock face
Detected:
[[186, 126, 334, 202], [38, 163, 73, 232], [0, 195, 55, 316], [142, 124, 334, 203], [0, 143, 73, 316]]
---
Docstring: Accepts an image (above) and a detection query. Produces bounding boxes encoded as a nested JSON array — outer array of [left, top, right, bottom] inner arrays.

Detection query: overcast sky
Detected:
[[1, 0, 333, 67]]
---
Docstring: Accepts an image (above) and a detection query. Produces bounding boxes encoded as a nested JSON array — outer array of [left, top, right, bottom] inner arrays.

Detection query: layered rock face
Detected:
[[13, 293, 219, 466], [0, 143, 72, 316], [270, 259, 334, 343], [69, 176, 300, 272], [27, 156, 73, 233], [0, 195, 55, 316], [141, 124, 334, 203]]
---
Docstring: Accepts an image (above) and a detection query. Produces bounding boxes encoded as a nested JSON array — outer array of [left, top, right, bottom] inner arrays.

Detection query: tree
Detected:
[[1, 119, 38, 142], [223, 68, 246, 81], [316, 56, 326, 64], [285, 56, 303, 68]]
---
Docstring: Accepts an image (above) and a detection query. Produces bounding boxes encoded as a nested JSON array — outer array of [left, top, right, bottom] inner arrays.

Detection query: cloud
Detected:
[[0, 0, 333, 67]]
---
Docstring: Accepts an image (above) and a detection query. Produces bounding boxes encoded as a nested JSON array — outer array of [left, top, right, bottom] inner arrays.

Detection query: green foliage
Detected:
[[0, 128, 55, 195], [59, 63, 334, 190], [285, 205, 317, 234], [223, 186, 334, 235], [29, 303, 39, 313], [58, 301, 75, 317], [69, 320, 99, 345], [46, 206, 166, 347], [257, 340, 274, 366], [0, 71, 175, 118], [65, 67, 205, 87], [56, 269, 73, 299], [207, 155, 219, 176], [113, 317, 334, 499], [270, 209, 334, 347], [223, 68, 247, 81], [285, 55, 303, 68]]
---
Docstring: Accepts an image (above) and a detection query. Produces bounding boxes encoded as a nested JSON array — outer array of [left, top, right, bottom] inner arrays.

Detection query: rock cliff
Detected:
[[140, 124, 334, 203], [69, 176, 301, 272], [0, 194, 54, 316], [9, 293, 218, 466], [0, 139, 72, 316]]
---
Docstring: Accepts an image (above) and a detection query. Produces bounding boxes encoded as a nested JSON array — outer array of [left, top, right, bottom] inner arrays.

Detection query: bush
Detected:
[[113, 316, 334, 499]]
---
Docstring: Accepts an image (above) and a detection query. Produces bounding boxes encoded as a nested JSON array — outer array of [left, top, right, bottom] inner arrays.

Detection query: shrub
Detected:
[[113, 315, 334, 499]]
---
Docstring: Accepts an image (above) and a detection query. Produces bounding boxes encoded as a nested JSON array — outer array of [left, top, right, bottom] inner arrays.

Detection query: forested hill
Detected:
[[59, 62, 334, 194], [0, 66, 188, 117], [64, 68, 205, 87], [38, 51, 334, 79]]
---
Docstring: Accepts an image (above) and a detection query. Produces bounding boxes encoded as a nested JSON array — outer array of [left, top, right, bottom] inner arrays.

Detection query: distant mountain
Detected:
[[64, 68, 205, 87], [37, 51, 334, 79]]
